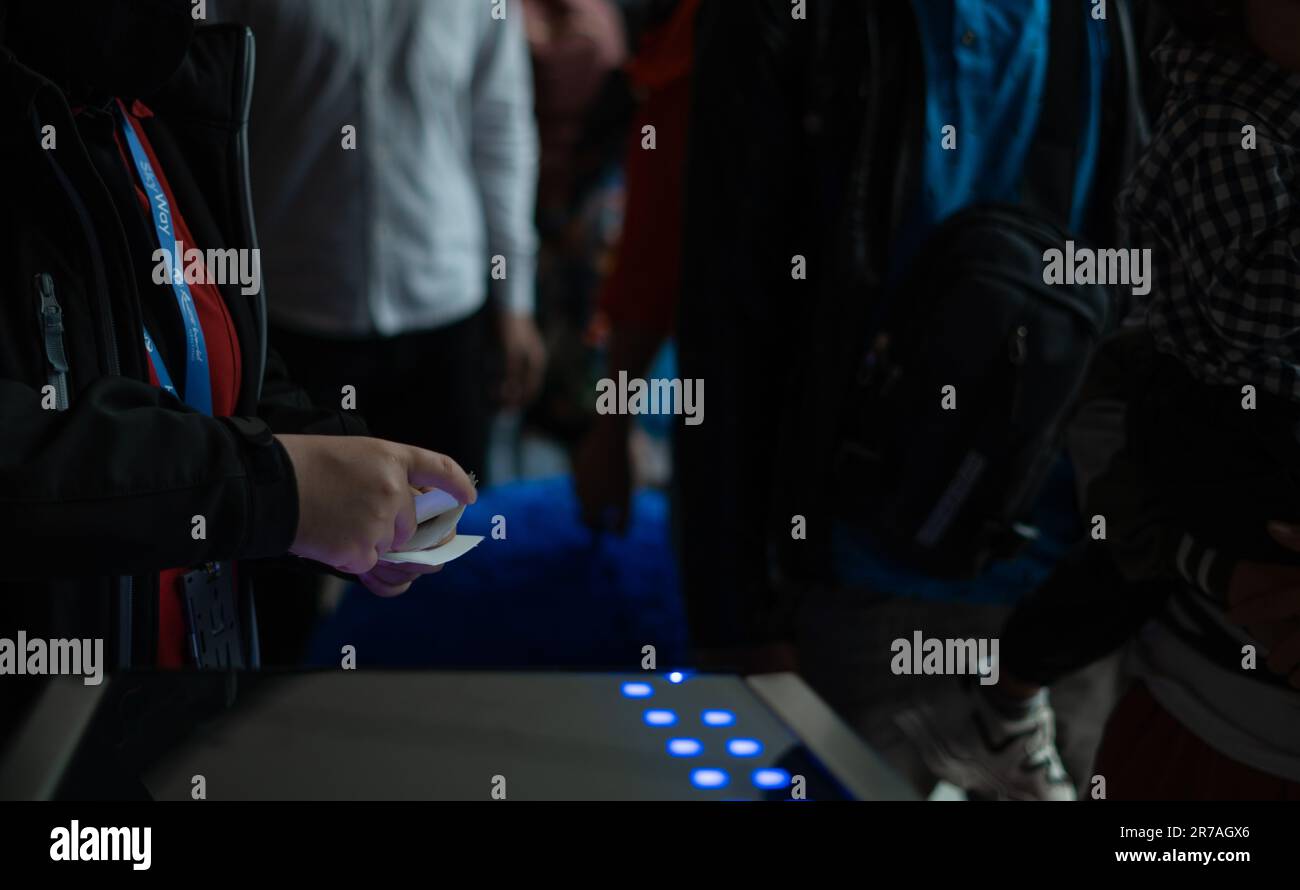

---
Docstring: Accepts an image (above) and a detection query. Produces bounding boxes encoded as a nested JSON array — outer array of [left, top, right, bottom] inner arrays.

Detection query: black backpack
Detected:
[[829, 2, 1132, 578]]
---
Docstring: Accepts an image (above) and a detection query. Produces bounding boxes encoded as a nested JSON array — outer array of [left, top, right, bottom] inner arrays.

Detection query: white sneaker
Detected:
[[895, 675, 1076, 801]]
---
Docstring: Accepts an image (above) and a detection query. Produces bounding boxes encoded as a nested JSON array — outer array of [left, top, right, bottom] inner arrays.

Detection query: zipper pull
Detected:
[[35, 273, 71, 411], [36, 273, 69, 374]]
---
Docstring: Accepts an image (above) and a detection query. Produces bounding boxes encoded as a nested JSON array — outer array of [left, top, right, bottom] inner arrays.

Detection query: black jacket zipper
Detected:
[[34, 113, 124, 377], [35, 273, 71, 411], [36, 105, 139, 668]]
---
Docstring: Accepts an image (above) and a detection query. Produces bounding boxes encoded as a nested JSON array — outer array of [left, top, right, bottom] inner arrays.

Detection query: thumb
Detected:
[[399, 446, 478, 505]]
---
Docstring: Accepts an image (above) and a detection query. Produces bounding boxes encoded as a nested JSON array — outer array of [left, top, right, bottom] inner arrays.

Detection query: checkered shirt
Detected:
[[1118, 31, 1300, 399]]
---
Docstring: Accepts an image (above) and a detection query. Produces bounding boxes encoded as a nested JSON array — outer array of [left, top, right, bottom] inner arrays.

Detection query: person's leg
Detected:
[[1041, 654, 1124, 791], [796, 589, 1012, 793], [674, 316, 796, 661], [868, 547, 1165, 797], [1000, 542, 1171, 689], [272, 312, 493, 477], [378, 308, 493, 479], [996, 545, 1160, 696], [985, 543, 1171, 786]]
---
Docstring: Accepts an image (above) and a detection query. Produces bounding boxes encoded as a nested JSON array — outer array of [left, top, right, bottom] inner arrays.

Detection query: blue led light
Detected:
[[752, 768, 791, 789], [691, 768, 730, 789], [643, 709, 677, 726], [621, 681, 654, 699], [667, 671, 685, 684], [727, 738, 763, 757], [702, 709, 736, 727], [667, 738, 703, 757]]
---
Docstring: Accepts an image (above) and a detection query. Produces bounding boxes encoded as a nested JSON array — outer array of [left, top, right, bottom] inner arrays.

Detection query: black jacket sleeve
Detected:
[[0, 375, 300, 581]]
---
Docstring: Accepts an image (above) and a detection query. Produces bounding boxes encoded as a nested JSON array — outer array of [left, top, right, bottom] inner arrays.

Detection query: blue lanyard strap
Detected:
[[115, 102, 213, 417]]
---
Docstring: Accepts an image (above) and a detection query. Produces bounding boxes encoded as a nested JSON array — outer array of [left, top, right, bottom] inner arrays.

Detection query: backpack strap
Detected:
[[1021, 0, 1087, 228]]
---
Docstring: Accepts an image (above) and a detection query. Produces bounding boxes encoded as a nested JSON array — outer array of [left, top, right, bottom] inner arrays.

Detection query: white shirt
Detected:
[[215, 0, 539, 336]]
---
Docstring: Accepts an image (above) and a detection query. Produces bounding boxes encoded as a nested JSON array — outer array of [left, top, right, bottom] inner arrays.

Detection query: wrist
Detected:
[[225, 422, 301, 558]]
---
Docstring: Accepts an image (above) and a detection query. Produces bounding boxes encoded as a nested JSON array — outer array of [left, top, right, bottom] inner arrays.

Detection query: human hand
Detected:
[[574, 415, 632, 533], [359, 529, 457, 597], [358, 560, 441, 597], [275, 435, 476, 577], [497, 311, 547, 407]]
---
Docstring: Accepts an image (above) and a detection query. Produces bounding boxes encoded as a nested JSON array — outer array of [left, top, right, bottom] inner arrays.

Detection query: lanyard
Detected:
[[115, 102, 213, 416]]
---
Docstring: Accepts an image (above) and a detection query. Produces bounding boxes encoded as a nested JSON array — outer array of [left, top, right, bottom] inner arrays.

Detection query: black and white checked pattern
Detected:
[[1118, 32, 1300, 400]]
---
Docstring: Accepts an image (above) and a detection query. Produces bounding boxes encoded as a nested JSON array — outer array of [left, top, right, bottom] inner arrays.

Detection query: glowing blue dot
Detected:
[[621, 681, 654, 698], [667, 671, 685, 684], [752, 768, 790, 789], [691, 768, 730, 789], [667, 738, 703, 757], [702, 709, 736, 727], [643, 709, 677, 726], [727, 738, 763, 757]]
